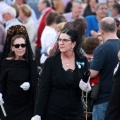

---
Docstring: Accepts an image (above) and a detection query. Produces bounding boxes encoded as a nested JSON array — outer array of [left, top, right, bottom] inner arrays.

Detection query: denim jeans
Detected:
[[92, 102, 108, 120]]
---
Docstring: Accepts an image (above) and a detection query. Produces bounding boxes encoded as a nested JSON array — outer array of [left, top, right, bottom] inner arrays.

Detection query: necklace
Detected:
[[66, 63, 69, 67], [62, 53, 74, 67]]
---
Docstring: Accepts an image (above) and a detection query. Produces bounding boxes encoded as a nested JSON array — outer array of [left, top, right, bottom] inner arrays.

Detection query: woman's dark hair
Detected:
[[8, 34, 27, 59], [61, 29, 77, 42], [87, 0, 98, 7], [112, 3, 120, 14], [51, 19, 86, 57], [114, 18, 120, 39], [49, 29, 77, 56]]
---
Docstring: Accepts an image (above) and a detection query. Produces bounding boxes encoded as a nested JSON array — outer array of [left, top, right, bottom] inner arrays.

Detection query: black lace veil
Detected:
[[62, 19, 85, 51], [1, 25, 34, 59]]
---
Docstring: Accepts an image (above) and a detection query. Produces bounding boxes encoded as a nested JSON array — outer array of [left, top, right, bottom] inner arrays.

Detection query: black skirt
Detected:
[[42, 104, 85, 120], [1, 104, 33, 120]]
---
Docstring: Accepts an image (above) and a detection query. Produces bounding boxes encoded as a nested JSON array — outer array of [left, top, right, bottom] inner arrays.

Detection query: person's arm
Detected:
[[90, 30, 98, 37], [105, 67, 120, 120], [85, 16, 91, 37], [34, 57, 53, 116], [79, 56, 91, 92], [90, 69, 99, 78], [90, 46, 105, 78]]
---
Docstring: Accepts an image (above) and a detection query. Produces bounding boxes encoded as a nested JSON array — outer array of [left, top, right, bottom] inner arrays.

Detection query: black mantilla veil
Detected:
[[0, 25, 38, 105], [52, 19, 85, 57], [1, 25, 34, 60]]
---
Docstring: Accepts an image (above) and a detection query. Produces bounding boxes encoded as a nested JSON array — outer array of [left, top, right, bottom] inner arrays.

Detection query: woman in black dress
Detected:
[[31, 20, 91, 120], [0, 25, 38, 120]]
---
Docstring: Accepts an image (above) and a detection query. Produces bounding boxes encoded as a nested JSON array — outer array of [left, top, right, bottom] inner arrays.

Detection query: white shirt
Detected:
[[41, 26, 57, 54], [5, 18, 22, 31]]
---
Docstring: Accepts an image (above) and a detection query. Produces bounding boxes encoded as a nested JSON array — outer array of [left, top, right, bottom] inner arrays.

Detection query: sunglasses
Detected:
[[12, 44, 26, 48]]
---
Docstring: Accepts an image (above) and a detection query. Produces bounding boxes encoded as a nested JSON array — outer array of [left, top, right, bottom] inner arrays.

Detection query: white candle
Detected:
[[0, 104, 7, 117]]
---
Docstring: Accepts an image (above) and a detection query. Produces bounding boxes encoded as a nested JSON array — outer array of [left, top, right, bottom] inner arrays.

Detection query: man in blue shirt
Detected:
[[90, 17, 120, 120], [85, 2, 108, 37]]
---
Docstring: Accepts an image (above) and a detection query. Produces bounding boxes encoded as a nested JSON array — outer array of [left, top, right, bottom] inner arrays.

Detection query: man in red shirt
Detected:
[[36, 0, 52, 66]]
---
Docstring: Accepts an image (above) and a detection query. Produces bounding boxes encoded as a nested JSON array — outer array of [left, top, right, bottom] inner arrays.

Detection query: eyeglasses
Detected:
[[58, 38, 71, 43], [12, 44, 26, 48]]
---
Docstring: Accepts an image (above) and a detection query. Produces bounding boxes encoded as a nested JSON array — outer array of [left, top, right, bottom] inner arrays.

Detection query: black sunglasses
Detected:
[[12, 44, 26, 48]]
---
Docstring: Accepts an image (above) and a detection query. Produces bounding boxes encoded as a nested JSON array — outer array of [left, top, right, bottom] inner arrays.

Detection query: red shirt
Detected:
[[36, 8, 53, 47], [90, 75, 99, 86]]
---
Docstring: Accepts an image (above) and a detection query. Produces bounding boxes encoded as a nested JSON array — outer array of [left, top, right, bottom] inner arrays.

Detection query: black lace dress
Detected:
[[0, 60, 33, 120]]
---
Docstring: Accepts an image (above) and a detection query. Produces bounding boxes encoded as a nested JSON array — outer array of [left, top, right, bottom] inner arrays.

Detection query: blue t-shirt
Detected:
[[90, 39, 120, 104]]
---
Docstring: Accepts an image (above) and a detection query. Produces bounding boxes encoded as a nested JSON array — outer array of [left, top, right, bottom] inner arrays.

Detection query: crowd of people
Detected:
[[0, 0, 120, 120]]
